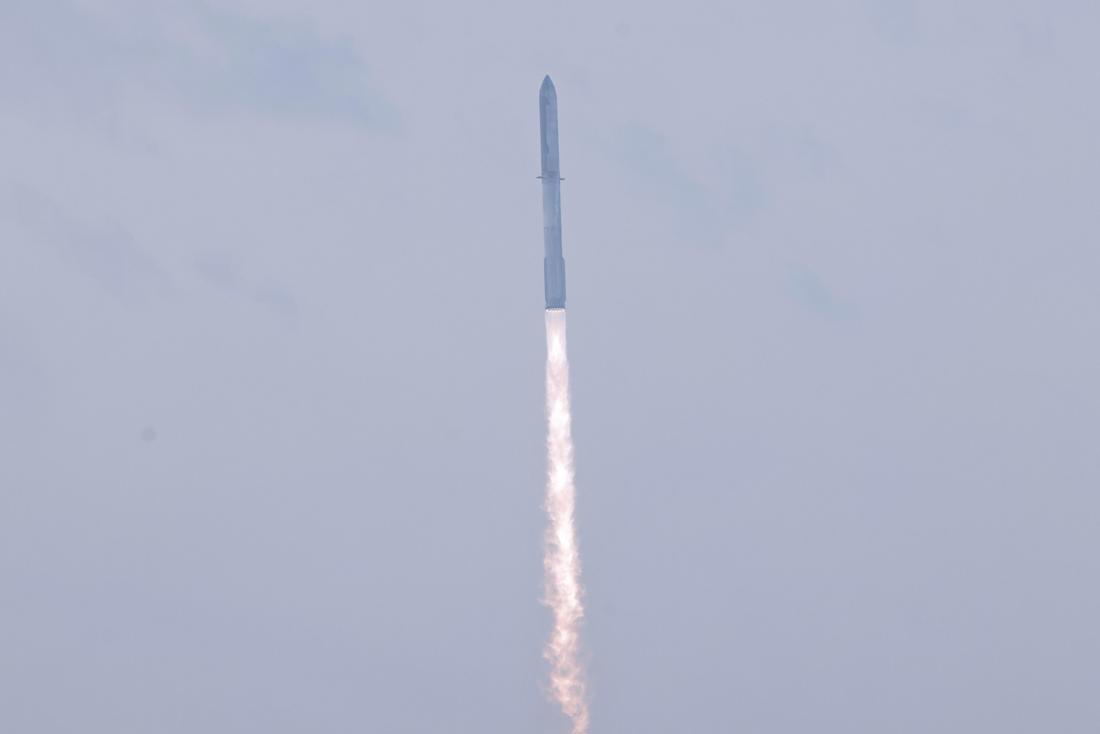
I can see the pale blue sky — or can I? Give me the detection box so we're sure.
[2,1,1099,731]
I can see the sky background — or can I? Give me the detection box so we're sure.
[2,1,1099,731]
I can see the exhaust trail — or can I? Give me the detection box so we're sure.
[543,307,588,734]
[538,76,588,732]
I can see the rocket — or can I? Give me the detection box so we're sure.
[540,76,566,310]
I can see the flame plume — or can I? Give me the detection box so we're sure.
[543,308,589,734]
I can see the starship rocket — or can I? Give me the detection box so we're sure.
[540,76,566,310]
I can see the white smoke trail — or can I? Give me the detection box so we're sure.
[543,308,589,734]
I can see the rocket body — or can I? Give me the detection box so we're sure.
[540,76,566,310]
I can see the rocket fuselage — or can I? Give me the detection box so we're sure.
[540,76,566,310]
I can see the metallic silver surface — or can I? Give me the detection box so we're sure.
[540,76,566,310]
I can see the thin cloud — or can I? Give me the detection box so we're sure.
[193,251,298,322]
[608,123,765,247]
[7,187,171,304]
[0,0,396,130]
[788,263,859,321]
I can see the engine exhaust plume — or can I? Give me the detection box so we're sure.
[543,308,589,734]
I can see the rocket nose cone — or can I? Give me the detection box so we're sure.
[540,75,556,99]
[539,75,559,174]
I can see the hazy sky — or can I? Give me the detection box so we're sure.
[2,1,1099,731]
